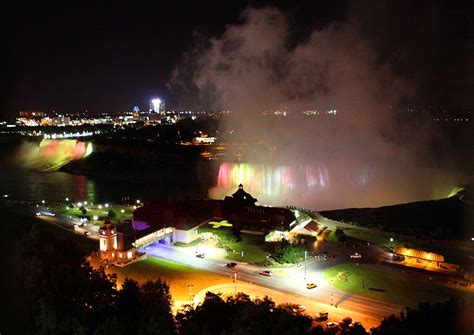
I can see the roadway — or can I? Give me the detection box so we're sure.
[146,242,402,324]
[33,207,100,239]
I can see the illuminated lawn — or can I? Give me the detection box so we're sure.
[225,235,269,263]
[342,228,396,249]
[323,263,473,307]
[199,227,269,264]
[109,257,229,301]
[56,206,134,222]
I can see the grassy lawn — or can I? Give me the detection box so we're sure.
[225,234,269,263]
[198,226,269,263]
[323,263,473,307]
[342,228,395,249]
[108,257,229,301]
[325,231,342,245]
[55,205,134,224]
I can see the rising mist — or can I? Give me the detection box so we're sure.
[170,6,471,210]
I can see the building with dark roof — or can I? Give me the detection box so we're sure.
[97,185,297,266]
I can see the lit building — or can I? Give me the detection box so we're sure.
[97,185,296,266]
[98,220,118,261]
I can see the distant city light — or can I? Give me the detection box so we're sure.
[3,194,8,198]
[151,98,161,113]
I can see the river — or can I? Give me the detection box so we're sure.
[0,136,468,210]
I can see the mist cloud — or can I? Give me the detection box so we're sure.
[170,6,468,209]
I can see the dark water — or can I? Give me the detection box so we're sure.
[0,137,209,204]
[1,135,471,210]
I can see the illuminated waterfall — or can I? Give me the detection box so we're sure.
[15,139,93,171]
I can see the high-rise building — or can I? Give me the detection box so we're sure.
[149,98,165,114]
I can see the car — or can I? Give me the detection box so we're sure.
[315,312,329,321]
[84,231,91,236]
[296,305,306,312]
[196,253,205,258]
[259,270,272,277]
[350,252,362,259]
[306,283,317,289]
[35,212,42,216]
[225,262,237,268]
[291,305,306,313]
[325,322,340,329]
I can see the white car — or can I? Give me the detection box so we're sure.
[326,322,340,329]
[350,253,362,259]
[259,270,272,277]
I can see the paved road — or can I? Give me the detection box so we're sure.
[146,243,402,322]
[33,207,100,239]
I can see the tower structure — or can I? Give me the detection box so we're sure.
[98,219,118,261]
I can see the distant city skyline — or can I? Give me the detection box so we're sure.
[2,1,473,115]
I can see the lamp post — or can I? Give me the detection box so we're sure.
[234,271,237,293]
[304,250,308,281]
[187,284,194,305]
[330,279,334,306]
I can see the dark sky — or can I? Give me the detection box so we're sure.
[1,0,472,116]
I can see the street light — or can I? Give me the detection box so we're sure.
[234,271,238,293]
[65,197,69,202]
[304,250,308,281]
[41,200,45,204]
[330,279,334,306]
[187,284,194,305]
[105,203,109,208]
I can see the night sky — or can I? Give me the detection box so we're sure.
[1,0,473,116]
